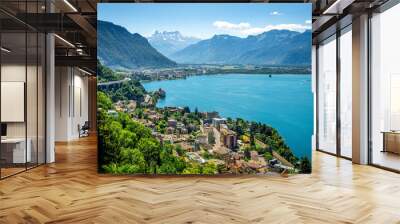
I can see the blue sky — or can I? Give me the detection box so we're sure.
[98,3,311,39]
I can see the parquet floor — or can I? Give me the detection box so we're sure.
[1,136,400,223]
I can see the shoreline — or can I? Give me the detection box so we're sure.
[139,72,312,84]
[98,62,312,174]
[142,74,312,160]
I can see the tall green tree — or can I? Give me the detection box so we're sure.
[299,157,311,174]
[97,91,112,110]
[137,138,161,173]
[202,162,218,175]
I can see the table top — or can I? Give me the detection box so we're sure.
[381,131,400,134]
[1,138,30,143]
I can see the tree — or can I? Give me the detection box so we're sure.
[201,150,213,160]
[299,157,311,174]
[156,120,167,134]
[158,145,187,174]
[175,144,185,156]
[102,163,144,174]
[243,147,251,160]
[183,106,190,114]
[97,60,124,82]
[202,162,218,175]
[263,152,273,161]
[182,163,202,174]
[249,122,257,146]
[135,108,144,119]
[250,132,255,146]
[101,121,124,163]
[137,138,161,173]
[208,132,215,144]
[235,125,244,136]
[120,148,146,173]
[97,91,112,110]
[163,110,169,121]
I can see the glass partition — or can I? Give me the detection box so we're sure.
[0,2,46,179]
[339,26,352,158]
[1,31,28,177]
[371,3,400,171]
[317,35,337,154]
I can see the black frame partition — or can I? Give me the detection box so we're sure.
[0,1,47,180]
[316,33,338,156]
[368,1,400,173]
[338,24,353,160]
[315,19,353,161]
[315,0,400,173]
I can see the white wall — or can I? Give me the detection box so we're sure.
[46,33,55,163]
[55,67,89,141]
[352,14,369,164]
[1,65,41,138]
[1,64,26,139]
[73,72,89,137]
[55,66,70,141]
[1,63,46,164]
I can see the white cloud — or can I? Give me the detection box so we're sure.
[212,21,250,30]
[213,20,311,37]
[243,24,311,35]
[270,11,282,16]
[305,20,312,24]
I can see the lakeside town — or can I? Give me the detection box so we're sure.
[110,64,311,82]
[97,62,311,175]
[106,92,299,175]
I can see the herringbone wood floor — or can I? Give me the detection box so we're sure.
[1,136,400,224]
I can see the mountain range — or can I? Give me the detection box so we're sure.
[98,20,311,69]
[97,20,176,69]
[170,30,311,65]
[148,31,200,57]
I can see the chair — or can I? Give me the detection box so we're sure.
[79,121,90,138]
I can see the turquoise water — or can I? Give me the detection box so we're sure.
[143,74,313,159]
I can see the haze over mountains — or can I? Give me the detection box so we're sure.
[148,31,200,57]
[98,20,311,69]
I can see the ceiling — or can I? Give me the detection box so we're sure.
[0,0,98,73]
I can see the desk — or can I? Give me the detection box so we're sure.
[1,138,31,163]
[382,131,400,154]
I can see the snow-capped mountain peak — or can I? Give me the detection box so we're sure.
[148,31,201,57]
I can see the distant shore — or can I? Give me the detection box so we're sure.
[139,72,311,84]
[131,65,310,82]
[98,64,310,83]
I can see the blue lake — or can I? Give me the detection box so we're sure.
[143,74,313,159]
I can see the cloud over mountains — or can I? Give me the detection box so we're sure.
[212,20,311,36]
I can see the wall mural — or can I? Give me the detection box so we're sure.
[97,3,313,175]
